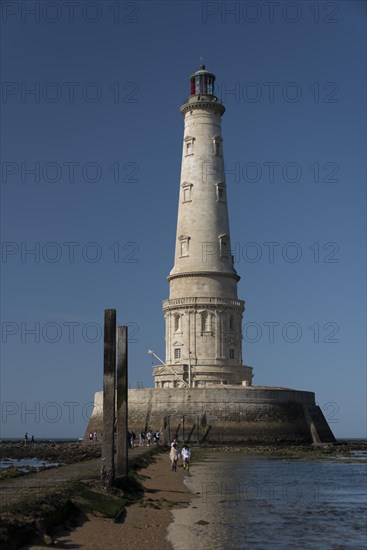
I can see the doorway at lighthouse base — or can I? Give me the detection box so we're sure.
[85,386,336,445]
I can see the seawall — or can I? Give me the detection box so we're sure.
[85,386,336,445]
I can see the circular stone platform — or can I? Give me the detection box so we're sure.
[85,386,335,445]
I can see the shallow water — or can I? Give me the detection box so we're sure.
[0,458,61,471]
[167,452,367,550]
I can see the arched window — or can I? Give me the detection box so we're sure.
[174,314,181,332]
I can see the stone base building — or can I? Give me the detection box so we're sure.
[86,386,336,445]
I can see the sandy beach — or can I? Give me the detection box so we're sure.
[22,451,194,550]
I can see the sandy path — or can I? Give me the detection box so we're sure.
[23,451,195,550]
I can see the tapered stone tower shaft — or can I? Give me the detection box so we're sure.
[154,66,253,388]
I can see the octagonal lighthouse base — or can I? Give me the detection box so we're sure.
[159,293,253,389]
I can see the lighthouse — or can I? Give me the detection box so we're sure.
[85,65,335,445]
[85,66,336,446]
[154,66,253,388]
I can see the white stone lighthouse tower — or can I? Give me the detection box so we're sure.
[153,66,253,388]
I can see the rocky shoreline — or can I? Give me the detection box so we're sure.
[0,443,190,550]
[204,440,367,455]
[1,439,365,460]
[0,441,101,465]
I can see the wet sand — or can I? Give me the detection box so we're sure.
[23,452,195,550]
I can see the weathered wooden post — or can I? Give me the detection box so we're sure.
[163,411,168,446]
[101,309,116,486]
[116,326,128,478]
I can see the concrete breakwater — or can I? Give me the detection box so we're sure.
[85,386,336,445]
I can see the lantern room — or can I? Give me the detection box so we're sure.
[190,65,216,96]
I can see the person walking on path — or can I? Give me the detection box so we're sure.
[181,444,191,471]
[169,443,179,472]
[147,430,153,446]
[24,433,28,446]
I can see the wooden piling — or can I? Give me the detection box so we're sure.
[116,325,128,478]
[101,309,116,486]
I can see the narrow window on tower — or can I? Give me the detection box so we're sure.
[219,234,229,258]
[229,349,235,360]
[213,136,223,156]
[178,235,190,257]
[216,183,225,202]
[174,348,181,360]
[201,312,206,333]
[206,313,213,332]
[184,136,195,156]
[229,315,234,330]
[201,311,214,333]
[182,182,193,203]
[183,188,190,202]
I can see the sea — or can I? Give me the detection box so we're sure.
[0,438,81,444]
[167,449,367,550]
[0,457,61,471]
[0,438,79,471]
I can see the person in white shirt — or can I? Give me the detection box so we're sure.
[181,444,191,470]
[169,443,179,472]
[146,430,153,446]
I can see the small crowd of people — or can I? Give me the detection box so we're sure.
[86,429,192,473]
[128,429,161,448]
[169,440,191,472]
[24,433,35,445]
[86,428,192,472]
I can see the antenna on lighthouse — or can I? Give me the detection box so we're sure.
[148,349,165,365]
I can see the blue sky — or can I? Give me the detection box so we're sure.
[1,0,366,439]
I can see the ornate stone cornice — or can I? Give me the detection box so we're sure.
[180,97,225,117]
[163,297,245,311]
